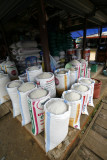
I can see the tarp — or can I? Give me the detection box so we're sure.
[71,27,107,39]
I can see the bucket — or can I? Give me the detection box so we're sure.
[93,79,102,99]
[83,48,90,62]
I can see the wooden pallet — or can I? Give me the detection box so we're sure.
[6,76,107,160]
[0,101,10,118]
[68,102,107,160]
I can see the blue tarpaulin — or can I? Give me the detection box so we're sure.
[71,27,107,39]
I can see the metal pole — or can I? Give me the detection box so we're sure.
[37,0,51,72]
[82,18,87,59]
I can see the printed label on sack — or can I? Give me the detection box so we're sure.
[28,100,35,134]
[37,77,56,97]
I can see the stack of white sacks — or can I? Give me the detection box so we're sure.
[1,57,95,153]
[9,41,41,73]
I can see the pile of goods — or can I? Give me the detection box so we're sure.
[10,41,42,74]
[0,55,101,153]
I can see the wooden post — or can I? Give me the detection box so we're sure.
[0,21,10,56]
[98,26,102,44]
[82,18,87,59]
[37,0,51,72]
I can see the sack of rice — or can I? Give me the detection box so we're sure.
[0,61,6,71]
[62,90,82,129]
[6,80,23,117]
[54,68,70,96]
[17,82,36,126]
[69,68,78,85]
[16,41,38,48]
[78,78,95,107]
[79,59,88,77]
[71,83,90,115]
[44,98,70,152]
[4,61,18,80]
[85,67,91,78]
[0,74,10,104]
[26,65,42,82]
[27,88,50,135]
[18,73,27,82]
[70,60,81,79]
[35,72,56,98]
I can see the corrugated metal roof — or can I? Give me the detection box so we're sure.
[0,0,37,23]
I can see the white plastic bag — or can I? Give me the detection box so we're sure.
[35,72,56,98]
[71,83,90,115]
[6,80,23,117]
[17,83,37,126]
[26,65,42,82]
[44,98,70,152]
[62,90,82,129]
[78,78,95,107]
[0,74,10,104]
[54,68,70,96]
[27,88,50,135]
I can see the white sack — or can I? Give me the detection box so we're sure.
[0,74,10,104]
[79,78,95,107]
[36,72,56,98]
[54,68,70,96]
[26,65,42,82]
[44,98,70,152]
[71,83,90,115]
[18,82,36,126]
[62,90,82,129]
[6,80,23,117]
[27,88,50,135]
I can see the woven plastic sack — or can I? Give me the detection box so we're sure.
[44,98,70,152]
[18,73,27,82]
[71,83,90,115]
[0,74,10,104]
[6,80,23,117]
[62,90,82,129]
[17,83,37,126]
[70,69,78,85]
[4,61,18,80]
[27,88,50,135]
[78,78,95,107]
[26,65,42,82]
[35,72,56,98]
[54,68,70,96]
[16,41,38,48]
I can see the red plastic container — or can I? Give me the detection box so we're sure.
[93,79,102,99]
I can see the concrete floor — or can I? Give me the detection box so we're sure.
[0,113,49,160]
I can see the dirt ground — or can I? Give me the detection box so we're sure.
[0,113,49,160]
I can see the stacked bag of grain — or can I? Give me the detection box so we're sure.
[54,69,70,96]
[26,65,42,82]
[0,73,10,104]
[44,98,70,152]
[6,80,23,117]
[35,72,56,98]
[17,82,36,126]
[10,41,41,74]
[27,88,50,135]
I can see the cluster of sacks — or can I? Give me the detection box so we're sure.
[0,62,95,153]
[0,60,18,80]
